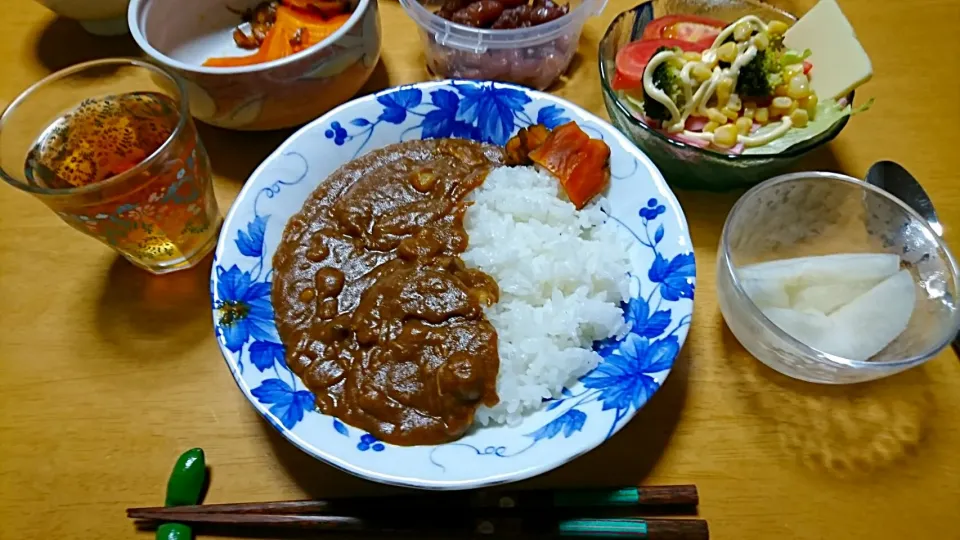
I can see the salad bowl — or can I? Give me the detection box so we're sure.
[599,0,857,191]
[210,80,695,489]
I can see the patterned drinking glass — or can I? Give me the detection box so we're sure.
[0,58,221,274]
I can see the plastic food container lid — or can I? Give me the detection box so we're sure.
[400,0,608,53]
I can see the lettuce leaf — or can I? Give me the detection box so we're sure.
[781,48,812,66]
[741,98,873,156]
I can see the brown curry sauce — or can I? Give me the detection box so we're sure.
[272,139,504,446]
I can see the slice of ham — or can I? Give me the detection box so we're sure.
[669,132,710,148]
[685,116,708,132]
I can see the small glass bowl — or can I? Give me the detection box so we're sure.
[400,0,606,90]
[598,0,853,191]
[717,172,960,384]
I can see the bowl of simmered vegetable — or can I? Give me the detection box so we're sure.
[129,0,381,130]
[599,0,873,190]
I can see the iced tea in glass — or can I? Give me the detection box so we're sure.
[0,58,220,274]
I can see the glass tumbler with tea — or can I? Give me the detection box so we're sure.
[0,58,220,274]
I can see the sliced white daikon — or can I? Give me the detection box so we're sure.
[762,307,835,352]
[825,270,916,361]
[791,279,882,314]
[760,270,916,361]
[738,253,901,288]
[741,278,791,308]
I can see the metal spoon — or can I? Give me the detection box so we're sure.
[865,160,958,354]
[866,161,943,237]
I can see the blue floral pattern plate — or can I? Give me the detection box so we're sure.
[211,80,695,490]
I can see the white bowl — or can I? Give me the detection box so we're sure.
[128,0,381,130]
[210,80,695,489]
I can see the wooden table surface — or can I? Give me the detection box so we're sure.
[1,0,958,538]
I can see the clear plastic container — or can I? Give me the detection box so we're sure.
[399,0,606,90]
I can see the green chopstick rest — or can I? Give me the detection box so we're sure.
[165,448,206,507]
[158,448,207,540]
[156,523,193,540]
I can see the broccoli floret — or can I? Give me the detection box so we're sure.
[643,47,686,122]
[735,48,784,98]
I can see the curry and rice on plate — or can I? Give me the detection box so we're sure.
[270,122,636,445]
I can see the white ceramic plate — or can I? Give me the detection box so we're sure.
[210,80,695,490]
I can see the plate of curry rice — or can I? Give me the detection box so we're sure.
[211,80,695,490]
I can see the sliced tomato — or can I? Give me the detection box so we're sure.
[612,39,702,91]
[641,15,726,47]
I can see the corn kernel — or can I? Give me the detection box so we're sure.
[751,32,770,51]
[721,107,739,121]
[717,42,738,63]
[716,90,730,107]
[767,20,789,36]
[733,21,753,42]
[706,107,728,125]
[786,73,811,100]
[774,84,788,97]
[683,51,702,62]
[772,96,793,109]
[727,94,742,112]
[802,93,819,119]
[754,107,770,124]
[700,51,719,69]
[735,117,753,135]
[713,124,739,148]
[691,63,713,82]
[703,121,720,133]
[716,76,734,105]
[743,101,757,119]
[789,108,809,128]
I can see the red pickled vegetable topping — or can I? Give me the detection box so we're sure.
[205,0,350,67]
[523,122,610,209]
[504,123,550,164]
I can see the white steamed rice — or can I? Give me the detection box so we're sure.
[462,166,633,427]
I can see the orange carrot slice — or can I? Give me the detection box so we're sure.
[282,0,349,18]
[203,6,351,67]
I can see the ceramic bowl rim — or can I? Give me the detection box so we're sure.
[128,0,371,75]
[720,170,960,371]
[210,79,694,489]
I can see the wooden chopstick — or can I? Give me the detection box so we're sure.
[130,512,709,539]
[127,485,698,517]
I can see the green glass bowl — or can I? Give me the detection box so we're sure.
[598,0,852,191]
